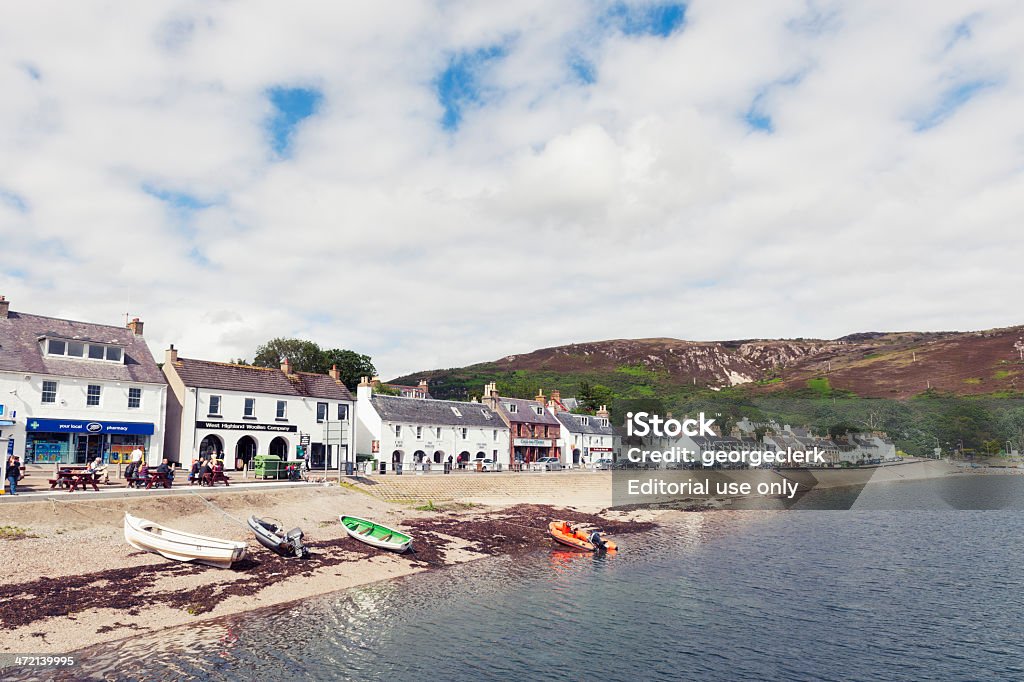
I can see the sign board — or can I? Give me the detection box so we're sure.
[6,439,13,456]
[196,421,298,433]
[300,433,311,446]
[513,438,551,447]
[372,440,380,453]
[590,447,613,452]
[27,418,155,435]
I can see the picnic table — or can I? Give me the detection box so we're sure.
[199,471,231,487]
[49,470,100,492]
[144,471,173,489]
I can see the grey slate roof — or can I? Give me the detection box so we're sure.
[172,358,353,400]
[371,395,504,428]
[0,311,164,384]
[555,412,614,436]
[493,397,561,425]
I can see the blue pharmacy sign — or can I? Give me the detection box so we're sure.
[25,418,154,436]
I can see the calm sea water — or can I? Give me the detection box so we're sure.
[29,477,1024,681]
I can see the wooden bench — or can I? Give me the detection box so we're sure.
[145,472,173,489]
[48,472,100,492]
[200,471,231,486]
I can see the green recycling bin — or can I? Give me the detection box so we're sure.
[253,454,284,479]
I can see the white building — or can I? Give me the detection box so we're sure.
[162,349,355,472]
[356,379,510,471]
[552,405,615,467]
[0,297,167,473]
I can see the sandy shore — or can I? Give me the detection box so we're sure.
[0,485,655,654]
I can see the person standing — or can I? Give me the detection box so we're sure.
[6,455,21,495]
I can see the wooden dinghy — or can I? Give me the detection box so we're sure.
[548,520,617,553]
[248,516,309,559]
[124,513,248,569]
[340,515,412,553]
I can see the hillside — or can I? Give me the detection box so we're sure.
[391,326,1024,401]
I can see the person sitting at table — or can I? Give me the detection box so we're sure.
[187,459,201,485]
[135,461,150,488]
[86,457,109,484]
[124,459,138,487]
[157,458,175,483]
[199,459,213,486]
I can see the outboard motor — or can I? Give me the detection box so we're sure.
[589,531,607,551]
[286,528,309,558]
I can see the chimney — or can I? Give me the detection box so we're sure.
[596,404,610,419]
[370,376,381,388]
[127,317,144,336]
[329,364,341,381]
[536,389,546,406]
[550,389,561,403]
[418,379,429,394]
[0,295,8,319]
[165,344,178,364]
[358,376,371,387]
[483,382,499,409]
[281,357,292,375]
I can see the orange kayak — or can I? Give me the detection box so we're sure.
[548,520,617,552]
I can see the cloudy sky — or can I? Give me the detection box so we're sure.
[1,1,1022,378]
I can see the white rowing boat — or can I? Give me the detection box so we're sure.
[124,513,247,569]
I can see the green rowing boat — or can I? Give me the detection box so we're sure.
[340,515,413,552]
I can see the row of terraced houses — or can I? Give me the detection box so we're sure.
[0,300,615,473]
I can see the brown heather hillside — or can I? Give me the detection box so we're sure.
[392,326,1024,400]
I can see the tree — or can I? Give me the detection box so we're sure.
[577,382,614,413]
[321,349,376,390]
[253,338,324,372]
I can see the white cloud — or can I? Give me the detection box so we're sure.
[1,0,1022,378]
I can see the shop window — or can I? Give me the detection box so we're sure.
[276,400,288,419]
[42,380,57,404]
[87,384,101,406]
[106,347,122,362]
[88,345,105,359]
[244,397,256,418]
[128,387,142,409]
[47,339,66,355]
[67,342,85,357]
[317,402,328,422]
[209,395,222,416]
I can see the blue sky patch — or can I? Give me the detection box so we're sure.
[606,2,686,38]
[568,52,597,84]
[436,45,506,131]
[143,184,212,212]
[266,86,323,155]
[914,79,996,131]
[0,188,29,212]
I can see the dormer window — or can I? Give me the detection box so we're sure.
[507,403,517,414]
[534,406,543,416]
[45,338,124,363]
[580,416,590,426]
[598,418,609,427]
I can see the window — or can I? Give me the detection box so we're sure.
[208,395,222,416]
[534,406,544,416]
[87,384,101,406]
[128,387,142,409]
[88,345,105,359]
[47,339,66,355]
[395,424,402,437]
[337,404,348,421]
[67,341,85,357]
[244,397,256,418]
[580,416,590,426]
[598,418,609,427]
[316,402,328,422]
[42,380,57,404]
[506,403,517,414]
[482,409,492,419]
[106,347,122,362]
[436,427,443,438]
[416,426,423,439]
[460,428,468,439]
[451,407,462,417]
[276,400,287,419]
[493,429,498,441]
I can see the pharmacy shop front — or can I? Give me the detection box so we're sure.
[23,418,156,465]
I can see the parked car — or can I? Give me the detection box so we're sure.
[593,458,614,470]
[474,458,496,471]
[532,457,562,471]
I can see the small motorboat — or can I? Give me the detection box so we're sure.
[548,520,617,553]
[124,513,247,569]
[340,515,412,553]
[247,516,309,559]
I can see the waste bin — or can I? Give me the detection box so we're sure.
[444,461,451,474]
[396,463,403,475]
[253,455,284,480]
[345,461,354,476]
[379,461,387,475]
